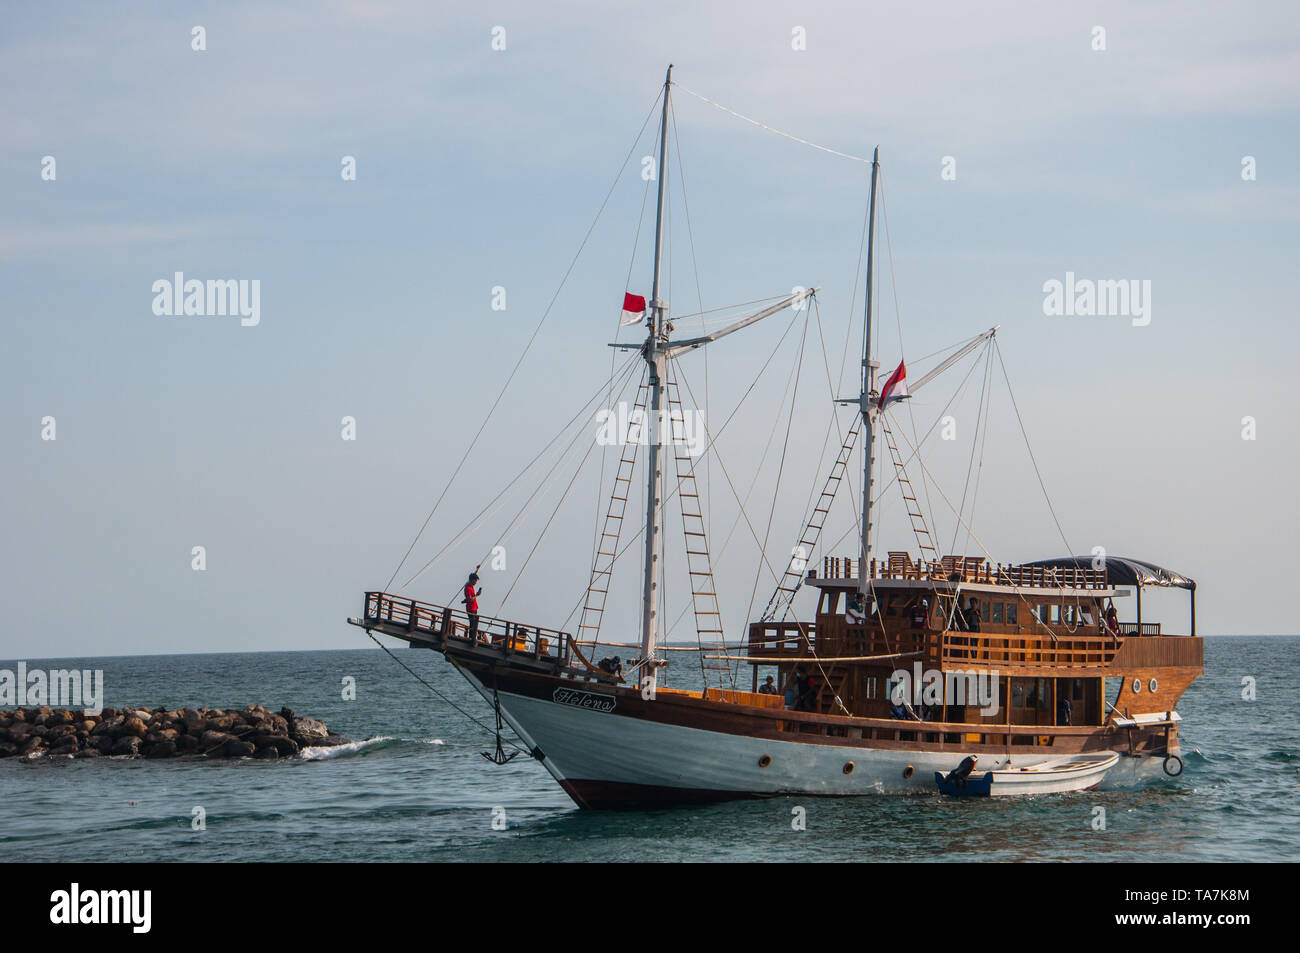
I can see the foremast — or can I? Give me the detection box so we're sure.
[639,64,674,694]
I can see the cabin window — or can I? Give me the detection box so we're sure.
[1036,604,1049,623]
[981,602,990,622]
[992,602,1004,624]
[1049,604,1061,624]
[1012,684,1024,707]
[1006,603,1018,624]
[1072,678,1085,701]
[1037,678,1051,709]
[865,676,878,700]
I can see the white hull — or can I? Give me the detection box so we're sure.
[459,669,1160,805]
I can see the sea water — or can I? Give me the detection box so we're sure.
[1,637,1295,862]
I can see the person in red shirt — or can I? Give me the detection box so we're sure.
[463,572,482,641]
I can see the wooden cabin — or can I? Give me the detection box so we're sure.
[747,553,1202,745]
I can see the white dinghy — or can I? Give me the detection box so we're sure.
[936,751,1120,797]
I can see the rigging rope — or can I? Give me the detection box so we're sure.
[383,89,665,591]
[365,631,528,754]
[674,83,872,165]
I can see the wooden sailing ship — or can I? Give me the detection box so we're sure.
[350,66,1203,808]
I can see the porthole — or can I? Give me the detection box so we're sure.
[1132,678,1142,694]
[1149,678,1158,693]
[902,764,914,779]
[758,754,771,768]
[843,762,855,775]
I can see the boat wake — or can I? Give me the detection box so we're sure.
[298,736,397,761]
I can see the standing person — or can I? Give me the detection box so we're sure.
[846,591,868,625]
[463,572,482,641]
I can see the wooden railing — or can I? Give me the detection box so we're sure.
[820,555,1110,590]
[941,632,1118,670]
[364,591,571,665]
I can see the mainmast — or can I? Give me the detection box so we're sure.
[857,147,880,598]
[639,64,673,693]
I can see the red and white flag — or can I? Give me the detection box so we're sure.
[620,292,647,327]
[878,360,909,411]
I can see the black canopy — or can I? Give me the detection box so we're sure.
[1020,556,1195,590]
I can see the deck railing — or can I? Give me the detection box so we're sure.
[364,591,571,665]
[820,555,1111,590]
[942,631,1118,669]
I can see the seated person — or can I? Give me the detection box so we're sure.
[758,675,779,695]
[889,700,908,719]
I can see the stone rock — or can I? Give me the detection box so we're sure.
[219,739,256,758]
[207,712,239,731]
[200,730,236,752]
[21,736,46,755]
[74,747,102,759]
[90,717,119,737]
[181,708,204,733]
[50,736,79,755]
[316,734,350,748]
[290,716,329,745]
[252,734,299,756]
[253,746,280,760]
[93,735,115,754]
[0,741,18,758]
[110,736,141,756]
[7,722,31,740]
[146,740,177,759]
[118,716,149,739]
[176,734,199,753]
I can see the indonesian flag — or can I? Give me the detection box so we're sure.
[620,292,647,327]
[878,360,909,411]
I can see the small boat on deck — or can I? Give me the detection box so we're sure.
[935,751,1120,797]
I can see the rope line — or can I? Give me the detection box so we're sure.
[383,89,664,591]
[674,83,872,165]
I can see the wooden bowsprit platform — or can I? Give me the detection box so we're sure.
[349,591,612,681]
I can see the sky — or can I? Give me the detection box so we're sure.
[2,0,1298,660]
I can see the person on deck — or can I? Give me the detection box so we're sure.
[795,668,818,712]
[1105,604,1120,637]
[758,675,780,695]
[1057,695,1072,725]
[846,591,868,625]
[964,597,981,633]
[463,572,482,641]
[910,597,929,630]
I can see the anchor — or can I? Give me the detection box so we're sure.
[481,685,520,765]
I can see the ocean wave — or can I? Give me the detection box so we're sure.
[297,736,395,761]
